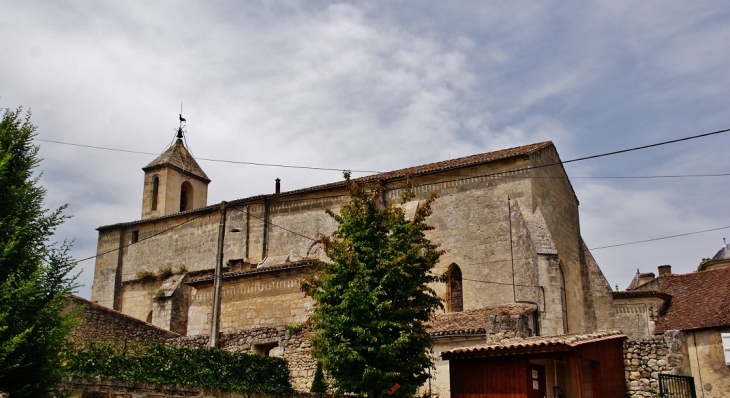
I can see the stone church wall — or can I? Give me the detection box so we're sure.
[412,159,536,312]
[92,144,610,343]
[530,147,591,334]
[187,268,315,335]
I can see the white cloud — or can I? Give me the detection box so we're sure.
[2,0,730,298]
[578,181,726,289]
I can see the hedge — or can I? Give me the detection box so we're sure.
[63,342,293,394]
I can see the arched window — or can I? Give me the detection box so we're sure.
[559,263,569,334]
[180,181,193,212]
[151,176,159,211]
[447,264,463,312]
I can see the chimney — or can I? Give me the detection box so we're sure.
[275,178,281,194]
[638,272,656,286]
[658,265,672,276]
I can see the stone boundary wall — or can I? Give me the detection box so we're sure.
[67,296,179,345]
[623,331,685,398]
[62,377,318,398]
[168,326,316,392]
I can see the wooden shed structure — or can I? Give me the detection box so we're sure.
[441,331,626,398]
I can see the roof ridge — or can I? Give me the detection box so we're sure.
[99,141,554,230]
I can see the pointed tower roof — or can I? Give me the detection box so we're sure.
[712,242,730,261]
[143,138,210,183]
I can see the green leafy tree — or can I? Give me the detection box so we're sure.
[697,257,711,272]
[0,108,78,397]
[302,172,444,398]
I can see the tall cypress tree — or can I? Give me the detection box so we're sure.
[0,108,78,397]
[302,172,444,398]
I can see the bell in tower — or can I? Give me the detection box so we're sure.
[140,120,210,219]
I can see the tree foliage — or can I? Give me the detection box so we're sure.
[0,108,78,397]
[697,257,712,272]
[302,172,444,397]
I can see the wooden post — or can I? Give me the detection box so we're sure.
[569,354,583,398]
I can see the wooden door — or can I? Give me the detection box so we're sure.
[527,364,547,398]
[591,361,603,398]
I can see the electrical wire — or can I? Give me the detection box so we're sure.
[36,126,730,177]
[34,138,381,173]
[74,209,217,263]
[76,194,730,293]
[428,224,730,269]
[424,225,730,287]
[70,126,730,264]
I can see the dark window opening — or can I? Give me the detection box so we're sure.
[131,230,139,243]
[180,181,193,212]
[151,176,159,211]
[253,342,279,356]
[527,310,540,336]
[448,264,463,312]
[559,264,568,334]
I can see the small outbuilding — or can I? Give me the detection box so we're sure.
[441,331,626,398]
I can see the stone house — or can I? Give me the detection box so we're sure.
[613,244,730,398]
[89,131,616,394]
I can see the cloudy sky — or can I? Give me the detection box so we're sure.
[2,1,729,299]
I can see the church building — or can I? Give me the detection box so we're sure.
[89,125,617,395]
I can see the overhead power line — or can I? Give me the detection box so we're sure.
[37,126,730,176]
[35,138,381,174]
[561,127,730,164]
[75,209,217,263]
[70,126,730,263]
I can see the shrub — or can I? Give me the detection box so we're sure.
[153,290,165,302]
[286,322,303,334]
[158,266,173,280]
[136,271,156,282]
[63,342,293,394]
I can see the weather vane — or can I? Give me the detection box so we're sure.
[177,102,186,139]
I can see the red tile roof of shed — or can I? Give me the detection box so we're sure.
[654,267,730,333]
[440,330,625,359]
[186,259,315,285]
[427,305,537,336]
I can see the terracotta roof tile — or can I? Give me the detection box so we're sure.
[186,259,315,285]
[612,291,672,300]
[427,305,536,336]
[440,330,625,359]
[99,141,553,230]
[654,267,730,333]
[278,141,553,196]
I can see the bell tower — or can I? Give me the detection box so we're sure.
[141,118,210,219]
